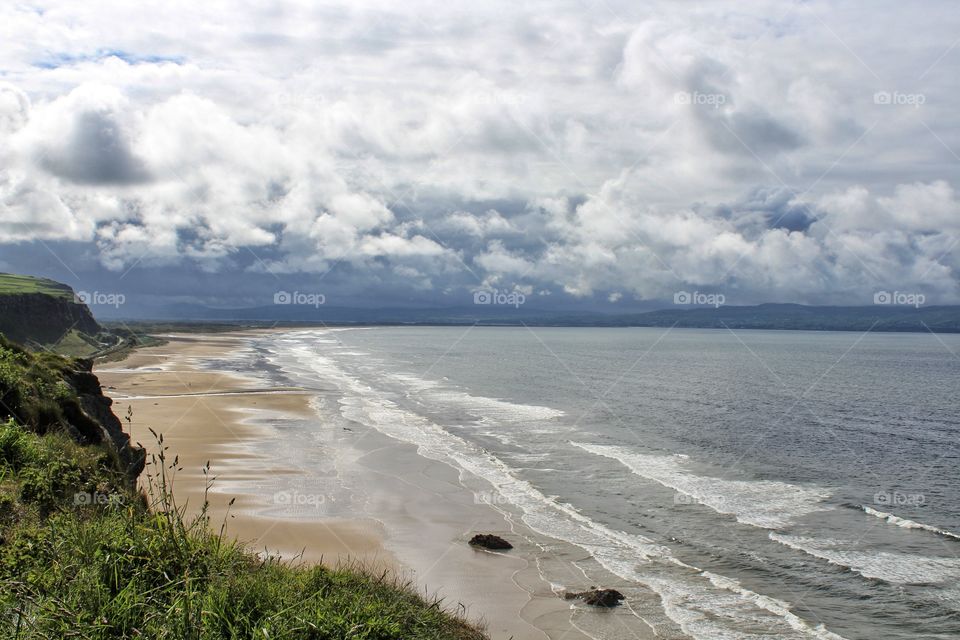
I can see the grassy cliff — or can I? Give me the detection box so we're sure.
[0,337,486,639]
[0,273,106,355]
[0,274,165,359]
[0,274,77,299]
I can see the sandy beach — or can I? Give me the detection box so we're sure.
[96,332,604,640]
[97,332,389,567]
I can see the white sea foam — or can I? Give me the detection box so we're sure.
[504,452,551,463]
[572,442,831,529]
[342,353,564,421]
[703,572,847,640]
[427,389,565,421]
[770,533,960,584]
[861,506,960,541]
[268,331,848,640]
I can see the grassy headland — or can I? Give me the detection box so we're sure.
[0,336,486,639]
[0,273,167,359]
[0,274,74,299]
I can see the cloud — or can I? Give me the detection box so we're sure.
[0,83,30,134]
[24,85,151,185]
[0,0,957,307]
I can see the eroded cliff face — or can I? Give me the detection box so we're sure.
[0,275,141,484]
[0,293,102,346]
[63,359,146,483]
[0,339,145,486]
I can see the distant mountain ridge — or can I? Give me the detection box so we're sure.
[114,300,960,333]
[613,303,960,333]
[4,273,957,334]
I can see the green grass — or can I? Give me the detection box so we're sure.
[0,424,484,639]
[0,274,74,300]
[0,341,486,640]
[0,335,98,436]
[94,330,167,364]
[49,328,102,358]
[0,419,126,515]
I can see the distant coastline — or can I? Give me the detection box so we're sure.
[4,273,957,338]
[100,302,960,334]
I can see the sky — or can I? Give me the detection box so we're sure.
[0,0,958,315]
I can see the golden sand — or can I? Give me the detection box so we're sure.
[97,332,392,568]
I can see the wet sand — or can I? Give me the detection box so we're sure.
[96,332,608,640]
[98,332,391,566]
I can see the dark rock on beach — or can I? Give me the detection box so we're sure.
[564,588,625,607]
[468,534,513,550]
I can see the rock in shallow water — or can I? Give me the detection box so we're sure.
[564,588,625,607]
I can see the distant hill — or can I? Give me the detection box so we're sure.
[613,303,960,333]
[0,273,112,355]
[115,300,960,333]
[6,273,955,335]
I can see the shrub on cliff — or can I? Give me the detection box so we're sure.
[0,336,74,433]
[0,335,145,481]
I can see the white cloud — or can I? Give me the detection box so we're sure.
[0,82,30,134]
[0,0,957,305]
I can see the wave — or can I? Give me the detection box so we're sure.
[269,331,848,640]
[386,372,442,392]
[321,347,565,422]
[386,371,564,422]
[572,442,831,529]
[770,533,960,584]
[426,389,565,422]
[703,572,846,640]
[860,506,960,541]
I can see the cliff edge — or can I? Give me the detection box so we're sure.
[0,273,105,352]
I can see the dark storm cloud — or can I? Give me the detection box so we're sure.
[39,110,150,186]
[715,187,817,234]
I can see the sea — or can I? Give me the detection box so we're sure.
[219,326,960,639]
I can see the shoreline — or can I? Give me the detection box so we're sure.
[96,331,602,640]
[98,332,392,568]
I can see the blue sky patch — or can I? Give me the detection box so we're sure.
[33,49,184,69]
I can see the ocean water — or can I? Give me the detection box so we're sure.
[241,326,959,639]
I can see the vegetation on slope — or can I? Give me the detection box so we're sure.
[0,335,88,434]
[0,338,485,639]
